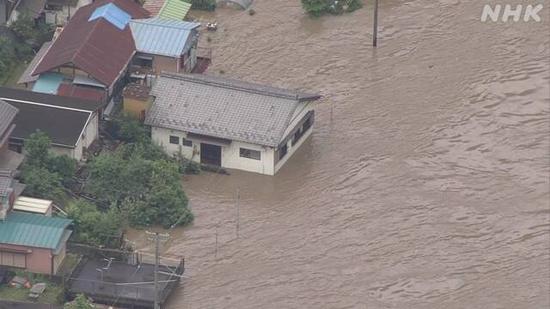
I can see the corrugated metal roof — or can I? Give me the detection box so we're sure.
[130,18,200,57]
[158,0,191,21]
[89,3,131,30]
[32,73,64,94]
[143,0,166,15]
[145,73,321,147]
[13,196,53,215]
[33,0,150,88]
[0,211,72,249]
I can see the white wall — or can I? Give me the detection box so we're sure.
[48,112,98,161]
[151,127,277,175]
[274,101,315,173]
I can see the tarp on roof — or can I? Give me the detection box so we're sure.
[130,18,199,57]
[89,3,131,30]
[158,0,192,20]
[33,0,150,87]
[0,211,72,249]
[32,73,64,94]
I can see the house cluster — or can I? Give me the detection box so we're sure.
[2,0,321,175]
[1,100,72,276]
[0,0,320,304]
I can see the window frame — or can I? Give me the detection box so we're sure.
[239,148,261,160]
[169,135,180,145]
[182,138,193,147]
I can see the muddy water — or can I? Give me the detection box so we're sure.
[128,0,550,308]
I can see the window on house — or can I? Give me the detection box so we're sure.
[303,115,313,132]
[278,144,288,160]
[135,56,153,69]
[240,148,261,160]
[292,127,303,146]
[169,136,179,144]
[182,138,193,147]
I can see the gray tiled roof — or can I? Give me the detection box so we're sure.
[145,73,320,147]
[0,169,14,197]
[0,100,18,137]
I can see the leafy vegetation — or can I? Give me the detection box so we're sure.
[20,131,77,201]
[87,144,193,228]
[64,294,94,309]
[10,12,54,45]
[66,200,122,248]
[301,0,362,16]
[190,0,216,11]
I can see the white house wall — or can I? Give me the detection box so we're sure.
[151,127,277,175]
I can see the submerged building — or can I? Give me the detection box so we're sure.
[145,73,321,175]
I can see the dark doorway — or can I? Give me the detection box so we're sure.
[200,143,222,166]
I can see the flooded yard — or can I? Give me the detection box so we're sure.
[128,0,549,308]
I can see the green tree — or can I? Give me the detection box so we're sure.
[302,0,362,16]
[49,154,77,184]
[21,166,63,200]
[24,131,51,167]
[9,12,36,41]
[301,0,329,16]
[87,148,193,228]
[64,294,94,309]
[66,200,121,247]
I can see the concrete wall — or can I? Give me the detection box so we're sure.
[49,112,98,161]
[151,127,277,175]
[274,101,315,173]
[0,244,54,275]
[45,0,93,25]
[123,97,151,119]
[153,55,179,74]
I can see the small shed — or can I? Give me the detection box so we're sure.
[12,196,53,216]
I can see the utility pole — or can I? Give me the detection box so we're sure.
[146,231,169,309]
[236,188,240,239]
[373,0,379,47]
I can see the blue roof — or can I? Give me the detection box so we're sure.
[129,18,200,58]
[0,211,72,249]
[32,73,64,95]
[89,3,131,30]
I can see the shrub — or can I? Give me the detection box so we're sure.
[302,0,362,16]
[191,0,216,11]
[21,166,64,200]
[66,200,122,248]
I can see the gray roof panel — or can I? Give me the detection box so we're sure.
[145,73,320,147]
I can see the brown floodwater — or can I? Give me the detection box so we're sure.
[127,0,550,308]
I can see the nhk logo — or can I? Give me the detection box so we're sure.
[481,3,544,22]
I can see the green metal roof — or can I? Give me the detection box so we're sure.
[158,0,192,21]
[0,212,72,250]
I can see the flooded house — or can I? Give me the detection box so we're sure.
[129,18,201,75]
[145,73,321,175]
[28,0,150,101]
[0,87,102,161]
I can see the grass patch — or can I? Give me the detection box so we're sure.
[57,253,81,276]
[1,60,28,87]
[0,282,63,304]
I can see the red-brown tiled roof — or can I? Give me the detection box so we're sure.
[143,0,165,15]
[33,0,150,88]
[57,84,107,103]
